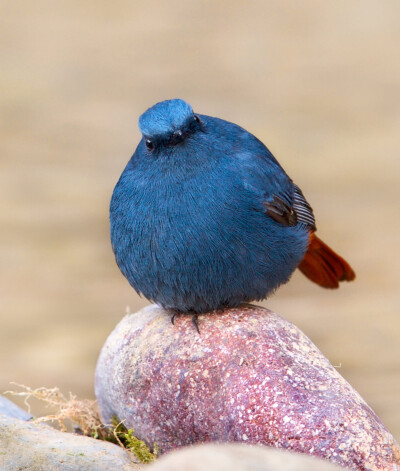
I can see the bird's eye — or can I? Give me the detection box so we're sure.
[145,139,154,151]
[194,114,201,124]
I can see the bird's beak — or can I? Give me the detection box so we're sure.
[170,130,185,145]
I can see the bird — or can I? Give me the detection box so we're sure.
[110,98,355,318]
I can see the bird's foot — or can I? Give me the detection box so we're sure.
[191,313,200,334]
[170,310,179,325]
[169,310,200,334]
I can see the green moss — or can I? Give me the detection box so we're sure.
[109,416,158,464]
[123,428,158,463]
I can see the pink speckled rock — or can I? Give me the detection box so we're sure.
[95,305,400,471]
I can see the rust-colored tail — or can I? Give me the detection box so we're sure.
[298,233,355,288]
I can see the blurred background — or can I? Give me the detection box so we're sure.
[1,0,399,440]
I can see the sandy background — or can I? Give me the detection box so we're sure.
[1,0,399,440]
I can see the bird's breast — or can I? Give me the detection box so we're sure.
[110,164,310,311]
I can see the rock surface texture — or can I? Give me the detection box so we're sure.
[96,305,400,471]
[0,414,141,471]
[149,443,344,471]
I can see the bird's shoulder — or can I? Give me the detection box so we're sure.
[201,115,316,230]
[202,116,291,194]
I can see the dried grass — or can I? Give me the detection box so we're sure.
[5,383,105,438]
[5,383,157,462]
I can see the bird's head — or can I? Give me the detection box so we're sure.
[138,99,202,152]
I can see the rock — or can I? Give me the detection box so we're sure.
[0,395,32,420]
[95,305,400,471]
[0,415,141,471]
[149,443,344,470]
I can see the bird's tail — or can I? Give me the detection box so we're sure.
[298,233,355,288]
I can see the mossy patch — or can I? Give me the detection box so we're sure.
[109,415,158,463]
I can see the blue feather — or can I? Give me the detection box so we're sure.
[138,98,193,138]
[110,99,310,312]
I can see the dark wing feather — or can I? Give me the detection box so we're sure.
[264,195,297,226]
[264,183,316,231]
[292,184,316,231]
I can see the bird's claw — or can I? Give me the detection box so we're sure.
[191,313,200,334]
[170,310,200,334]
[171,311,178,325]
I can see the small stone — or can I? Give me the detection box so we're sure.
[0,395,31,421]
[0,415,141,471]
[148,443,343,471]
[95,305,400,471]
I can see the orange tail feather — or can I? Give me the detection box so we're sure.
[298,233,355,289]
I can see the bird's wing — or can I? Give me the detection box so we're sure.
[264,184,316,231]
[223,129,316,231]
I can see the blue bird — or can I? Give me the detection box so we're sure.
[110,99,355,317]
